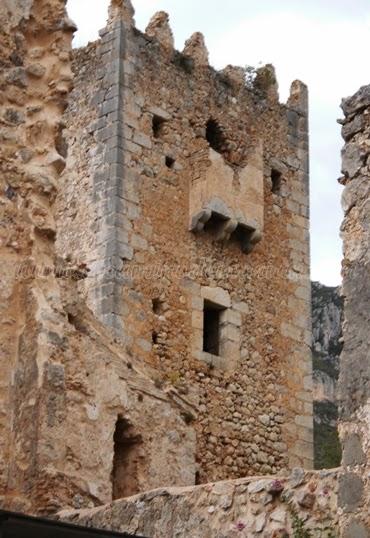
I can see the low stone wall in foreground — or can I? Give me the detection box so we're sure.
[59,470,339,538]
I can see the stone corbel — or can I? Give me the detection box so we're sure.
[241,228,263,254]
[190,209,212,232]
[214,218,238,242]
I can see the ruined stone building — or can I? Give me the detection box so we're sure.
[3,1,369,537]
[62,62,370,538]
[0,0,313,515]
[58,0,314,490]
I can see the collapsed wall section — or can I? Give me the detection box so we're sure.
[57,0,313,482]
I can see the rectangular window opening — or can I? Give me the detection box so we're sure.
[271,169,282,193]
[203,300,224,356]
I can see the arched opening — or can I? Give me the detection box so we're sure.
[111,416,142,500]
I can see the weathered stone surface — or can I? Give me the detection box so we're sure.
[339,88,370,535]
[341,113,365,141]
[60,472,339,537]
[183,32,209,65]
[341,142,366,179]
[342,434,366,466]
[289,467,305,488]
[343,519,370,538]
[146,11,174,52]
[341,84,370,116]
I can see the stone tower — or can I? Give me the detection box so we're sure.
[57,0,313,485]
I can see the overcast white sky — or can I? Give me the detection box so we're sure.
[67,0,370,286]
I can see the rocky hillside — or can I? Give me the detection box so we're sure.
[312,281,343,469]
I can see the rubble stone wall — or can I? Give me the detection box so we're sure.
[60,470,339,538]
[56,0,313,483]
[337,86,370,537]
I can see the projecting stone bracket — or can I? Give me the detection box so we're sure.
[240,226,263,254]
[190,199,263,254]
[190,208,212,233]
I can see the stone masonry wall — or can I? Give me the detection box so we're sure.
[56,0,313,483]
[61,470,339,538]
[60,82,370,538]
[337,86,370,537]
[0,0,195,515]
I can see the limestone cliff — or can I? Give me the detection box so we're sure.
[312,281,343,469]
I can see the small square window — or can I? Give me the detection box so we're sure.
[203,300,225,356]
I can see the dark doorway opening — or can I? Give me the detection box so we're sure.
[111,417,142,501]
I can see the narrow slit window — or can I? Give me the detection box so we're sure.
[271,169,282,193]
[203,301,224,356]
[152,298,163,315]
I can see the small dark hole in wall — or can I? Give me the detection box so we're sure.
[55,131,68,158]
[152,331,158,344]
[152,298,163,315]
[206,119,227,156]
[195,471,201,485]
[271,169,282,193]
[152,115,166,138]
[67,312,87,333]
[5,185,17,200]
[181,410,195,424]
[137,393,143,402]
[165,156,175,169]
[173,51,194,74]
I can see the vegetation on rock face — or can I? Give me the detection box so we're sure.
[312,352,338,381]
[311,282,343,469]
[314,401,342,469]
